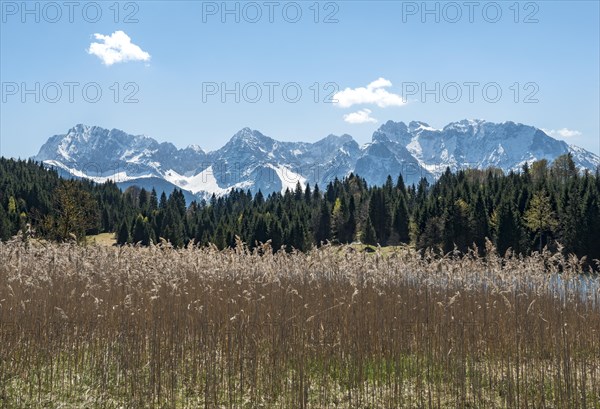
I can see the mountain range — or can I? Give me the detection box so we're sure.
[33,120,600,201]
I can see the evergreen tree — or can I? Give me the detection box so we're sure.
[117,220,130,245]
[251,216,268,246]
[149,188,158,211]
[442,199,470,253]
[470,194,490,254]
[132,215,153,245]
[393,195,410,244]
[314,202,332,246]
[558,184,580,254]
[368,188,391,244]
[294,182,304,201]
[159,192,168,209]
[213,224,227,250]
[268,218,284,252]
[0,204,12,240]
[418,216,443,253]
[396,174,407,197]
[362,216,377,245]
[255,190,264,206]
[346,196,357,243]
[494,202,525,256]
[304,184,312,204]
[579,188,600,261]
[138,188,148,211]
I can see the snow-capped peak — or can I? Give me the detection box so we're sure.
[32,121,600,202]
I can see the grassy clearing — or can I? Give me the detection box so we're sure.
[86,232,116,246]
[0,239,599,408]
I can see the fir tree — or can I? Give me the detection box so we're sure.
[149,188,158,211]
[470,194,490,254]
[315,202,332,246]
[362,216,377,245]
[117,220,130,245]
[393,195,410,244]
[494,202,525,256]
[159,192,168,209]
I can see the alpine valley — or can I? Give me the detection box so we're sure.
[33,119,600,201]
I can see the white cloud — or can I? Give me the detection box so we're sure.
[542,128,582,139]
[333,78,405,108]
[87,31,151,66]
[343,109,377,124]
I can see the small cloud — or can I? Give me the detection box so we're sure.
[334,78,405,108]
[542,128,582,139]
[88,31,151,66]
[343,109,377,124]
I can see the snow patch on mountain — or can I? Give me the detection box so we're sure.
[164,167,254,197]
[45,160,155,183]
[268,164,307,193]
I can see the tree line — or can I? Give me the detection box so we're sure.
[1,156,599,263]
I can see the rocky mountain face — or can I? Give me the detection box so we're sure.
[33,120,600,201]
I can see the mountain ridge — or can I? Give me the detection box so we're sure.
[33,120,600,200]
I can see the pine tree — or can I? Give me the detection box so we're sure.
[393,195,410,244]
[132,215,153,245]
[251,216,268,247]
[304,184,312,204]
[494,202,525,256]
[442,199,470,253]
[161,207,185,247]
[312,184,321,202]
[470,194,490,254]
[138,188,148,211]
[213,224,227,250]
[268,218,284,252]
[368,188,391,244]
[255,190,264,206]
[159,192,168,209]
[288,219,310,252]
[579,188,600,261]
[149,188,158,211]
[117,220,130,245]
[396,174,407,197]
[418,216,443,253]
[346,196,357,243]
[294,182,304,201]
[0,204,12,240]
[362,216,377,245]
[314,202,332,246]
[558,184,580,254]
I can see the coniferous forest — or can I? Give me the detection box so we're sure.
[1,155,599,263]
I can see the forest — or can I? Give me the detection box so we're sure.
[1,155,599,263]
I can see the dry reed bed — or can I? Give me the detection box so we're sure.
[0,239,599,408]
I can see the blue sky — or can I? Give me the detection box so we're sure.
[1,1,599,158]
